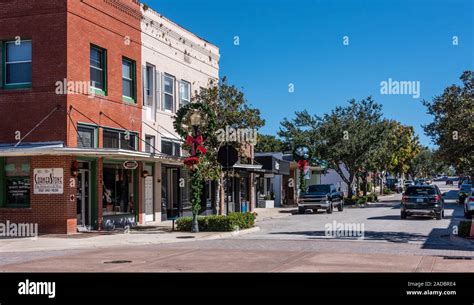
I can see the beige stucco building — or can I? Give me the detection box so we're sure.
[140,5,220,223]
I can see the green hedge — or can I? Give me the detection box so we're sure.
[176,212,256,232]
[344,193,378,205]
[458,220,472,238]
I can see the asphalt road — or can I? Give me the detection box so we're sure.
[239,183,464,245]
[0,182,473,272]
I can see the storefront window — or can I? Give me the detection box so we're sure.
[4,157,30,207]
[102,164,135,215]
[257,176,274,200]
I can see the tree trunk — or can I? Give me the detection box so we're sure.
[346,180,353,198]
[191,213,199,233]
[212,179,221,215]
[333,164,354,198]
[219,173,225,215]
[356,175,360,195]
[379,172,384,195]
[362,173,368,196]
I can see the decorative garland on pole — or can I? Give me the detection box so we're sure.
[174,102,217,233]
[293,144,312,194]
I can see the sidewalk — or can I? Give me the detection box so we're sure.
[0,225,259,253]
[254,207,295,221]
[0,208,294,253]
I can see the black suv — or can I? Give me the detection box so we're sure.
[298,184,343,214]
[401,185,444,220]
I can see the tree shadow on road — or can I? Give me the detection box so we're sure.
[269,230,428,243]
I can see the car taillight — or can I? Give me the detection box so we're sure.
[469,197,474,202]
[402,195,408,202]
[434,195,441,202]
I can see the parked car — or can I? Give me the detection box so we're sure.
[446,178,454,185]
[386,178,403,193]
[404,180,414,188]
[415,178,424,185]
[463,188,474,219]
[298,184,343,214]
[458,184,473,204]
[401,185,444,220]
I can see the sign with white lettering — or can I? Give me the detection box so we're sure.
[33,168,64,194]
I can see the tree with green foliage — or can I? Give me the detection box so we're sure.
[185,77,265,214]
[279,97,386,197]
[367,120,421,194]
[407,147,452,179]
[254,134,286,152]
[423,71,474,180]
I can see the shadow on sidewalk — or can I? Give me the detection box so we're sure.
[269,230,427,243]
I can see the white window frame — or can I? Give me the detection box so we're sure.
[161,138,181,157]
[162,74,175,112]
[145,135,156,153]
[5,40,32,86]
[179,80,191,107]
[144,64,155,107]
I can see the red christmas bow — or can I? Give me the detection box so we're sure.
[186,134,207,156]
[184,156,200,169]
[297,160,307,170]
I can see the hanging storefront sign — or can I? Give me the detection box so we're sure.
[123,161,138,170]
[33,168,64,194]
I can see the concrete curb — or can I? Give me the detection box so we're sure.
[204,226,260,240]
[256,213,293,222]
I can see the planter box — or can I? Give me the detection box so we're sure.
[258,199,274,208]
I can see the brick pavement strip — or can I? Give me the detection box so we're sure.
[1,244,474,272]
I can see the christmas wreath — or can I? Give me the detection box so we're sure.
[173,102,217,141]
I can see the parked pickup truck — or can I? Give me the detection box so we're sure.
[298,184,344,214]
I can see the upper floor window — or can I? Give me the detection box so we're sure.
[4,40,32,88]
[145,135,155,153]
[161,139,180,157]
[162,74,175,112]
[122,57,136,102]
[90,45,106,93]
[77,125,97,148]
[179,80,190,107]
[144,64,155,107]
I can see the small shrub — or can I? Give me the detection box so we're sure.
[458,220,472,238]
[356,196,368,205]
[344,196,357,205]
[176,212,255,232]
[383,188,393,195]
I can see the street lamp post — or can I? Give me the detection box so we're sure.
[189,112,203,233]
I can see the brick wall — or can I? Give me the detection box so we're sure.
[66,0,142,149]
[0,155,76,234]
[0,0,68,144]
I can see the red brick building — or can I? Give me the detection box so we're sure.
[0,0,144,234]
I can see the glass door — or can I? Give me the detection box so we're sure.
[77,169,91,229]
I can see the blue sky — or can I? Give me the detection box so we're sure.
[147,0,473,147]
